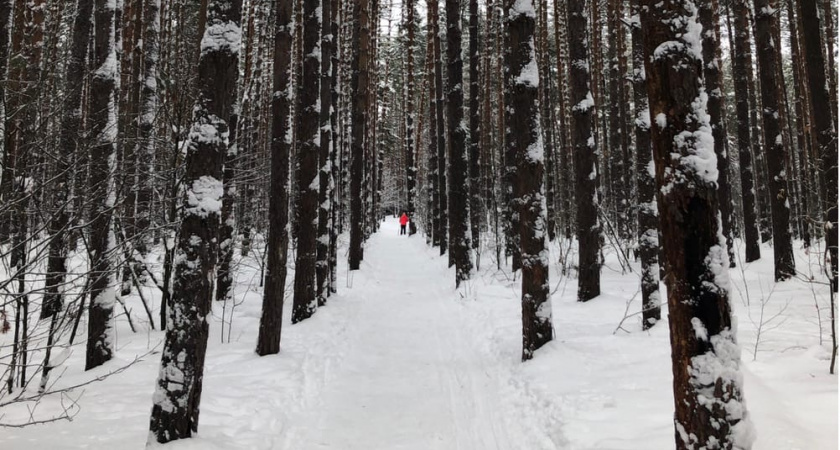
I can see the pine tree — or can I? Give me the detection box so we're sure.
[753,0,796,281]
[148,0,242,442]
[726,0,761,263]
[446,0,473,285]
[567,0,600,302]
[292,0,322,323]
[640,0,753,445]
[630,0,660,329]
[349,0,371,269]
[258,0,294,356]
[506,0,553,360]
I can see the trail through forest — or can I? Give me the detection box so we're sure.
[284,218,534,450]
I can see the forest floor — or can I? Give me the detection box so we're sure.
[1,217,837,449]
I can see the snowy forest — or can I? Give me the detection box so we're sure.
[0,0,837,447]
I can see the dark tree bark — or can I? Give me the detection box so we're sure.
[349,0,370,270]
[699,0,734,268]
[405,0,418,236]
[799,0,838,290]
[257,0,293,355]
[85,0,118,372]
[427,7,440,248]
[43,0,95,320]
[446,0,473,285]
[754,0,796,281]
[468,0,481,247]
[727,0,761,263]
[317,0,335,306]
[640,0,753,446]
[148,0,241,442]
[536,0,556,242]
[292,0,322,323]
[506,0,553,361]
[630,0,661,329]
[567,0,600,302]
[431,0,447,256]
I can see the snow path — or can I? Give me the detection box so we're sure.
[284,219,537,450]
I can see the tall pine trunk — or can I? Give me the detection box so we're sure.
[568,0,600,302]
[640,0,753,446]
[506,0,553,360]
[446,0,473,285]
[754,0,796,281]
[148,0,241,442]
[257,0,293,355]
[349,0,370,269]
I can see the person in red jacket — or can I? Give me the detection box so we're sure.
[399,212,409,235]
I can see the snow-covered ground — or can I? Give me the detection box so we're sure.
[1,217,837,449]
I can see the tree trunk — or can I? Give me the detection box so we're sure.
[43,0,95,320]
[727,0,761,263]
[754,0,796,281]
[405,0,418,235]
[468,0,481,247]
[630,0,660,329]
[148,0,241,442]
[799,0,838,290]
[85,0,118,372]
[431,0,447,256]
[568,0,600,302]
[446,0,473,285]
[349,0,370,270]
[292,0,322,323]
[699,0,734,268]
[640,0,754,446]
[258,0,293,355]
[506,0,553,361]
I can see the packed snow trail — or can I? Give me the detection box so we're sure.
[282,218,551,450]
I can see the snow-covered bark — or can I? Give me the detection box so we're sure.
[431,0,447,256]
[85,0,119,372]
[257,0,293,355]
[506,0,553,361]
[468,0,481,247]
[148,0,241,443]
[630,0,660,330]
[639,0,754,446]
[446,0,474,286]
[753,0,795,281]
[135,0,161,257]
[699,0,735,268]
[292,0,323,323]
[316,0,335,306]
[567,0,600,302]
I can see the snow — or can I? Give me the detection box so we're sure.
[200,21,242,57]
[185,176,224,217]
[0,219,836,449]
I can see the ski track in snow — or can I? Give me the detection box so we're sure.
[1,217,836,449]
[283,219,555,450]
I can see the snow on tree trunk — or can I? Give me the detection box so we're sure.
[630,0,660,329]
[639,0,755,446]
[86,0,119,372]
[316,0,335,306]
[446,0,474,286]
[257,0,293,356]
[431,0,448,256]
[468,0,481,248]
[292,0,322,323]
[148,0,241,443]
[567,0,600,302]
[506,0,553,361]
[753,0,795,281]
